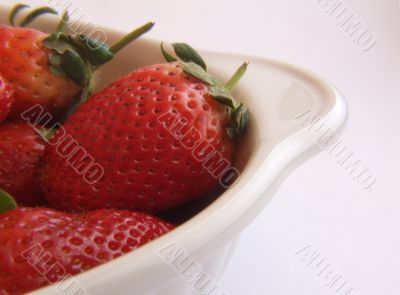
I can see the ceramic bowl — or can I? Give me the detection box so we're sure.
[0,6,347,295]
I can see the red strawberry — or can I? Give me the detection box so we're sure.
[40,44,249,212]
[0,25,81,119]
[0,5,154,121]
[0,74,14,122]
[0,122,47,205]
[0,202,173,294]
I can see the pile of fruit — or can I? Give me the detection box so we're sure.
[0,4,248,294]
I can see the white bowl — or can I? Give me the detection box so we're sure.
[0,6,347,295]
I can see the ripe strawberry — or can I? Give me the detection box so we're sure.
[0,74,14,122]
[0,24,81,120]
[40,44,249,212]
[0,197,173,295]
[0,5,154,121]
[0,122,47,206]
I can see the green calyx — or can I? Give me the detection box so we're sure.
[0,190,17,213]
[161,42,249,138]
[44,32,96,87]
[9,4,154,103]
[43,21,154,100]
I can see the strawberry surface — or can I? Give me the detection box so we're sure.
[40,63,235,212]
[0,26,81,120]
[0,122,47,205]
[0,207,173,295]
[0,73,14,122]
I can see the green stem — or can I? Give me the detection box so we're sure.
[110,22,155,54]
[225,62,249,92]
[56,11,69,33]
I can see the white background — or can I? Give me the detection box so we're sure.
[3,0,399,294]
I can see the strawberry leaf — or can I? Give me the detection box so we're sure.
[49,54,68,78]
[225,104,250,138]
[44,33,76,54]
[49,64,67,78]
[161,42,177,62]
[76,35,114,66]
[0,190,17,213]
[182,62,240,109]
[209,86,236,109]
[181,62,219,86]
[173,43,207,70]
[60,49,90,86]
[9,4,30,26]
[233,103,250,136]
[19,6,58,27]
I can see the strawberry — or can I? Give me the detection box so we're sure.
[40,43,249,212]
[0,4,154,121]
[0,25,80,120]
[0,74,14,122]
[0,122,47,206]
[0,191,174,295]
